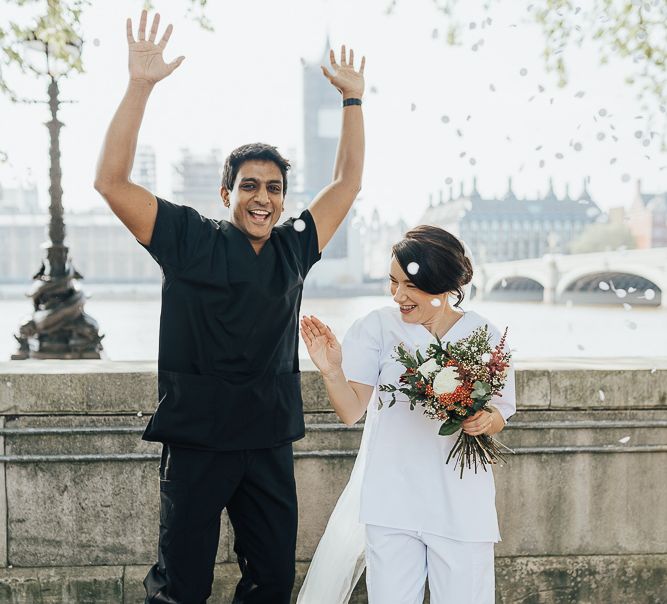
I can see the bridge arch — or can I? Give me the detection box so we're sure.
[558,269,663,305]
[486,276,545,302]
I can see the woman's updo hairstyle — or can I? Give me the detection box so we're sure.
[392,225,473,308]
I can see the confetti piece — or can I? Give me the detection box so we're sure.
[626,320,637,330]
[137,411,143,417]
[431,298,442,307]
[539,160,545,168]
[535,145,543,151]
[520,68,528,76]
[459,151,467,158]
[618,436,631,444]
[621,173,631,182]
[598,108,607,116]
[490,83,496,92]
[469,158,477,166]
[623,303,632,311]
[599,281,610,291]
[577,344,585,351]
[651,368,657,374]
[445,177,453,185]
[610,158,617,164]
[411,103,417,112]
[501,279,508,288]
[597,132,606,141]
[441,115,450,124]
[293,219,306,232]
[407,262,419,275]
[642,139,651,147]
[574,90,585,98]
[456,129,463,137]
[599,390,605,401]
[574,142,583,151]
[555,153,564,159]
[644,288,656,300]
[615,288,627,298]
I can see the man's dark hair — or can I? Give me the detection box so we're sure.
[221,143,291,194]
[392,225,473,308]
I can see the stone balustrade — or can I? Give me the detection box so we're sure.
[0,359,666,603]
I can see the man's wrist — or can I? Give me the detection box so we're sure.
[323,367,345,382]
[128,78,155,94]
[342,93,363,102]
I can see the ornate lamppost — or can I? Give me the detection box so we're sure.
[12,28,103,359]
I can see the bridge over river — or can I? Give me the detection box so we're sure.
[474,247,667,306]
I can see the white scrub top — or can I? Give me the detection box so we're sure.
[341,306,516,543]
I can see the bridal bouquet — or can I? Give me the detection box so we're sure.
[379,325,513,478]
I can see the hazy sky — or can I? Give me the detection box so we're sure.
[2,0,667,222]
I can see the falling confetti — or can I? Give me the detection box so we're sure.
[555,153,564,159]
[642,139,651,147]
[293,219,306,232]
[621,173,631,182]
[456,129,463,137]
[623,303,632,311]
[599,281,610,291]
[445,177,453,185]
[598,390,605,401]
[137,411,143,417]
[93,38,101,47]
[441,115,450,124]
[411,103,417,112]
[535,145,543,151]
[407,262,420,275]
[625,320,637,330]
[628,287,636,293]
[501,279,508,288]
[459,151,467,158]
[574,142,583,151]
[469,158,477,166]
[615,288,627,298]
[651,368,657,374]
[596,132,606,141]
[577,344,585,351]
[644,288,656,300]
[490,83,496,92]
[634,130,643,139]
[618,436,631,444]
[431,298,442,307]
[539,159,545,168]
[519,68,528,76]
[370,86,378,94]
[610,158,617,164]
[574,90,585,98]
[598,108,607,116]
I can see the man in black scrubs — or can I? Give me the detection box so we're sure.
[94,10,365,604]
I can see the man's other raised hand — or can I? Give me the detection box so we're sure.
[127,10,185,86]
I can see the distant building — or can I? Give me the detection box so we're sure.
[130,145,157,192]
[0,181,39,214]
[418,177,602,262]
[0,208,160,284]
[172,148,224,220]
[629,180,667,249]
[362,208,408,281]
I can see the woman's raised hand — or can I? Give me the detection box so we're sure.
[321,45,365,99]
[300,315,343,378]
[126,10,185,85]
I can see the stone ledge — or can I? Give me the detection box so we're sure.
[0,554,664,603]
[0,359,666,414]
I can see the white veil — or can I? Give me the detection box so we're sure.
[297,241,475,604]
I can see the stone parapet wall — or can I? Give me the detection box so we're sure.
[0,359,666,603]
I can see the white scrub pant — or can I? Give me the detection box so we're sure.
[365,524,495,604]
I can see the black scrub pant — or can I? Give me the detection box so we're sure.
[143,443,297,604]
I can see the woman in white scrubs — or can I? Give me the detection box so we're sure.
[300,225,516,604]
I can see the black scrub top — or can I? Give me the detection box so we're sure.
[140,197,321,450]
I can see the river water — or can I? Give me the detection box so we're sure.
[1,286,665,361]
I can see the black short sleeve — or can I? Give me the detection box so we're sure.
[274,209,321,277]
[140,197,218,272]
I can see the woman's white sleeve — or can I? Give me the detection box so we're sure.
[341,312,382,387]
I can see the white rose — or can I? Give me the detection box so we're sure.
[432,366,461,395]
[418,358,439,377]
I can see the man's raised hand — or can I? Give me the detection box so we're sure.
[126,10,185,85]
[321,45,365,100]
